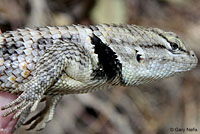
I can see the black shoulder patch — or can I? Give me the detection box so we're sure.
[91,34,122,81]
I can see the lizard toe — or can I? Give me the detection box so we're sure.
[12,107,31,132]
[2,100,26,117]
[1,96,24,110]
[24,104,54,131]
[13,102,32,119]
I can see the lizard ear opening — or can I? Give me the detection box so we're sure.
[135,49,145,63]
[136,51,142,63]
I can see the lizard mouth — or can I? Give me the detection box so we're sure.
[172,50,198,71]
[175,62,198,72]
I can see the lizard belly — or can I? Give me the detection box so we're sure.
[47,73,106,95]
[65,60,93,82]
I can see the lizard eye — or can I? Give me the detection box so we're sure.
[170,43,179,51]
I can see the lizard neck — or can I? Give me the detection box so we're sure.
[121,65,153,86]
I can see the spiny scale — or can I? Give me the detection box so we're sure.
[0,24,198,132]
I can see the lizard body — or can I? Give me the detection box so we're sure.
[0,24,198,132]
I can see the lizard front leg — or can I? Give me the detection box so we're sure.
[1,43,66,123]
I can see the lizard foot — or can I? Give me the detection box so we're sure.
[11,98,46,132]
[23,104,54,130]
[1,91,41,120]
[23,95,62,130]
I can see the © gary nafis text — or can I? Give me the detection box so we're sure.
[170,127,198,132]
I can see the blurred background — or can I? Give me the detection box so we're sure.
[0,0,200,134]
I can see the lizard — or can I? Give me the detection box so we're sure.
[0,24,198,132]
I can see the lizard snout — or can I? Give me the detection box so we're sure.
[189,50,198,67]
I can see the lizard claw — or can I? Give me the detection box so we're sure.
[1,96,24,110]
[2,100,26,117]
[1,91,41,119]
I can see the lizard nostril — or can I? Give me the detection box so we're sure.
[190,51,195,57]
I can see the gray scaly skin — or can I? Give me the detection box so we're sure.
[0,24,198,132]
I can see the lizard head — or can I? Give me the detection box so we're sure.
[150,28,198,72]
[121,27,198,85]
